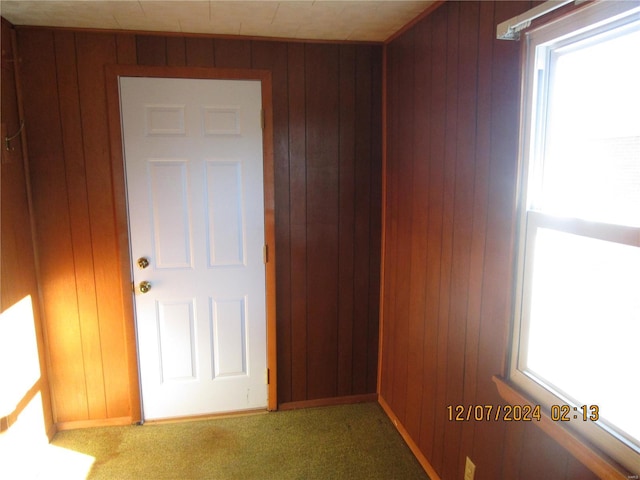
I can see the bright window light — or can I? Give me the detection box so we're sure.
[0,295,41,417]
[511,1,640,474]
[535,24,640,226]
[526,228,640,444]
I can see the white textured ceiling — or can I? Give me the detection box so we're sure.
[0,1,436,42]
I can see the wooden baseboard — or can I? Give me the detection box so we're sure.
[46,421,57,441]
[378,395,442,480]
[279,393,378,411]
[55,416,133,431]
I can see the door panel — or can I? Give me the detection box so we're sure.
[120,76,267,420]
[206,161,245,266]
[149,160,192,268]
[158,299,196,381]
[212,297,247,377]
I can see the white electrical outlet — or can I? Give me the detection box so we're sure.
[464,457,476,480]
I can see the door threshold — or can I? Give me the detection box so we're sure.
[142,408,268,426]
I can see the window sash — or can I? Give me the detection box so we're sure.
[511,215,640,470]
[524,211,640,248]
[511,1,640,474]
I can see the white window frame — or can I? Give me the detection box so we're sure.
[511,0,640,475]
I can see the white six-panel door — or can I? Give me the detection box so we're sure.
[119,76,267,420]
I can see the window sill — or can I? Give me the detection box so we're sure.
[492,376,634,480]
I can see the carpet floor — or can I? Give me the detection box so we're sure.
[48,402,429,480]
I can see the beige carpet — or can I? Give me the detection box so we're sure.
[49,402,430,480]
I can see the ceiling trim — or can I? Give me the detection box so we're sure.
[10,22,387,46]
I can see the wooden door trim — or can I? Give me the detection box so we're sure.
[105,64,278,420]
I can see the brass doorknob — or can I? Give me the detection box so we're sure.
[139,281,151,294]
[137,257,150,269]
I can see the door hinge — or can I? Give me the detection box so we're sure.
[265,368,270,385]
[260,109,265,130]
[263,244,268,264]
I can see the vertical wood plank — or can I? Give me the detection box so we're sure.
[166,37,186,66]
[54,31,106,420]
[75,32,129,418]
[2,18,55,434]
[352,45,373,395]
[502,420,526,478]
[380,38,401,406]
[403,15,431,442]
[442,2,480,478]
[17,28,89,422]
[366,47,382,394]
[116,34,137,64]
[518,424,569,480]
[104,60,141,425]
[389,29,415,422]
[287,42,308,402]
[457,0,495,472]
[565,456,600,480]
[305,43,340,400]
[431,2,459,474]
[185,37,214,67]
[135,35,166,66]
[384,30,413,411]
[214,38,251,68]
[1,20,31,308]
[418,4,448,462]
[337,44,356,397]
[251,40,292,404]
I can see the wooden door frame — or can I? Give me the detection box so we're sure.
[106,65,277,421]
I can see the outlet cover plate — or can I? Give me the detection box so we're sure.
[464,457,476,480]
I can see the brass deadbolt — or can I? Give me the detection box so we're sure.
[137,257,150,269]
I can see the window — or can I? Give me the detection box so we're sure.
[511,1,640,474]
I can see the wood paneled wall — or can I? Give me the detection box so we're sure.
[380,2,598,479]
[1,18,54,436]
[15,28,381,424]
